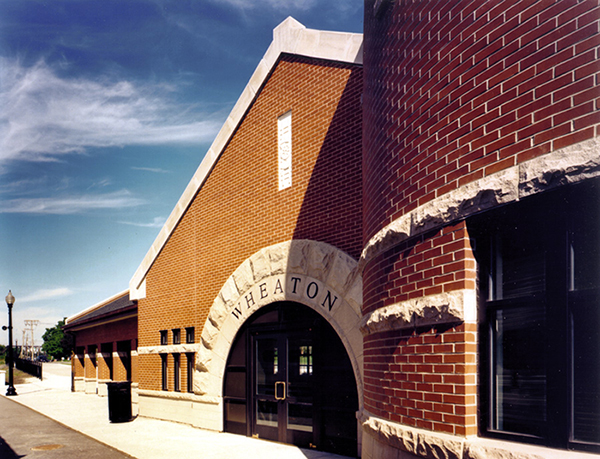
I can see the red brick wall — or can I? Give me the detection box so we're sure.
[70,316,137,382]
[364,323,477,436]
[138,55,363,390]
[361,0,599,438]
[363,222,476,315]
[363,0,600,241]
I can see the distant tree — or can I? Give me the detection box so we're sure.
[42,319,73,360]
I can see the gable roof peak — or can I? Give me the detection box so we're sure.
[129,19,362,299]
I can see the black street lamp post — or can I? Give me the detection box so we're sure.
[4,290,17,396]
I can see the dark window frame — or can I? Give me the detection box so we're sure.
[161,354,168,391]
[160,330,168,346]
[174,353,180,392]
[172,328,181,345]
[187,353,194,393]
[472,182,600,453]
[186,327,195,344]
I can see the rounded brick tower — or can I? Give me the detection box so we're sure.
[361,1,600,458]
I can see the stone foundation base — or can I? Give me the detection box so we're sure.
[84,378,97,394]
[361,413,595,459]
[138,391,222,431]
[73,376,85,392]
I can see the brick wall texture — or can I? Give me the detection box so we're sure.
[362,0,599,438]
[138,55,363,391]
[363,0,600,240]
[70,317,137,382]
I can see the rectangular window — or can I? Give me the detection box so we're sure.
[186,327,195,344]
[473,181,600,453]
[278,111,292,190]
[161,354,168,391]
[172,328,181,345]
[160,330,168,345]
[174,354,180,392]
[187,353,194,393]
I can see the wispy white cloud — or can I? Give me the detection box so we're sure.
[118,216,166,228]
[0,189,145,214]
[18,287,74,303]
[208,0,360,14]
[217,0,317,10]
[131,166,172,174]
[0,58,222,164]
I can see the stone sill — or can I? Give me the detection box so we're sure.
[362,412,599,459]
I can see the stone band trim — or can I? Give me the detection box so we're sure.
[360,289,477,336]
[138,344,201,355]
[194,240,364,412]
[362,411,592,459]
[360,138,600,272]
[138,389,220,405]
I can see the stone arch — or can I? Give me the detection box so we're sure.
[194,239,364,412]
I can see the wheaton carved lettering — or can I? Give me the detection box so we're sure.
[291,276,301,293]
[231,305,243,319]
[274,279,283,294]
[229,276,340,320]
[321,290,338,311]
[259,283,268,299]
[245,292,255,308]
[306,282,318,299]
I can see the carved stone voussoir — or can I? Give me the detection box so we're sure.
[306,242,335,281]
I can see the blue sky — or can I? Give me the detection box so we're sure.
[0,0,363,346]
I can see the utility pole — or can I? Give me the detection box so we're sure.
[23,320,39,359]
[20,330,26,358]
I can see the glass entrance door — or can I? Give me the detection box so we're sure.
[253,331,314,447]
[224,302,358,456]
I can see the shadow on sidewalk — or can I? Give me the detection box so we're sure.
[0,435,23,459]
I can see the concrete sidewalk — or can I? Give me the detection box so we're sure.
[2,366,352,459]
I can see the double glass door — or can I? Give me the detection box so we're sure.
[223,302,358,456]
[253,331,314,447]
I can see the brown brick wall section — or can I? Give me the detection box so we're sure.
[139,55,363,392]
[363,0,600,241]
[364,323,478,436]
[363,221,478,435]
[363,221,475,315]
[362,0,598,437]
[70,317,137,382]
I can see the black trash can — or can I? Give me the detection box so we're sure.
[107,381,133,423]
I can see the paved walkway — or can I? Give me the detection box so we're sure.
[0,395,130,458]
[1,363,352,459]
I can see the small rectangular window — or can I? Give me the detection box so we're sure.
[187,353,194,393]
[160,330,168,345]
[174,354,180,392]
[186,327,195,344]
[161,354,168,391]
[172,328,181,345]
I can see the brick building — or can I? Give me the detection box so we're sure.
[361,1,600,457]
[64,290,138,413]
[67,3,600,458]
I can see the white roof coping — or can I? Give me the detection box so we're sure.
[65,289,130,325]
[129,18,362,299]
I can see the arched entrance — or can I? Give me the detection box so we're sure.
[223,301,358,457]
